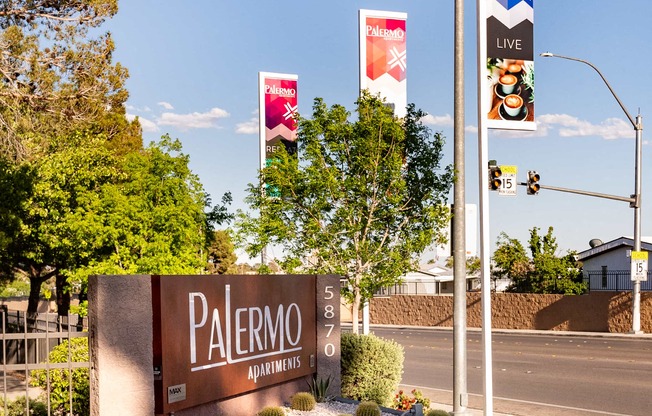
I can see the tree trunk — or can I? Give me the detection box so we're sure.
[56,274,70,317]
[351,287,361,335]
[27,276,46,322]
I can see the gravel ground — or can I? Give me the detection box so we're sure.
[283,400,399,416]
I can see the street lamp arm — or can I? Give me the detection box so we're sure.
[540,52,638,129]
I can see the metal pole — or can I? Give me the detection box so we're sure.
[540,53,643,334]
[476,0,494,414]
[633,114,643,333]
[452,0,470,414]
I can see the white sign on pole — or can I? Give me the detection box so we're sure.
[631,251,648,281]
[498,165,517,196]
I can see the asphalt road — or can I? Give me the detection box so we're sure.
[372,327,652,416]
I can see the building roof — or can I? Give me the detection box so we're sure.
[577,236,652,261]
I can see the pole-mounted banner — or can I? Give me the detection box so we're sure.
[484,0,535,131]
[259,72,298,169]
[258,72,298,197]
[359,9,407,118]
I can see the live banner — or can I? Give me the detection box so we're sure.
[484,0,535,131]
[359,9,407,118]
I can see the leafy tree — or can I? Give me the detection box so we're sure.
[493,227,585,294]
[491,232,530,287]
[0,132,119,316]
[0,0,133,160]
[207,230,237,274]
[235,93,454,333]
[0,134,228,317]
[69,135,225,281]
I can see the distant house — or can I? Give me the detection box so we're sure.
[577,237,652,291]
[375,264,480,296]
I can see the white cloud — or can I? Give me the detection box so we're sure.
[126,113,159,133]
[421,113,453,127]
[489,113,631,140]
[538,114,630,140]
[157,107,230,130]
[235,118,259,135]
[158,101,174,110]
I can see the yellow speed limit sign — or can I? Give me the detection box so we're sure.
[631,251,648,281]
[498,165,517,196]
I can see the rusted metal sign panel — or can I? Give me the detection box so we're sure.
[152,275,317,414]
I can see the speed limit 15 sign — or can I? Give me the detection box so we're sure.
[498,165,517,196]
[631,251,648,281]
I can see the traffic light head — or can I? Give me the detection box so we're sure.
[527,170,540,195]
[489,166,502,190]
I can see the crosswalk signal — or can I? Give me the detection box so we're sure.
[489,165,502,191]
[527,171,540,195]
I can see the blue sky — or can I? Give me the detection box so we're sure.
[106,1,652,261]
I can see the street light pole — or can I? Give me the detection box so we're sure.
[540,52,644,333]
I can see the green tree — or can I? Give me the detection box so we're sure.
[69,135,223,280]
[0,134,229,317]
[494,227,585,294]
[0,0,133,161]
[491,232,530,289]
[235,93,454,333]
[207,230,237,274]
[0,132,120,316]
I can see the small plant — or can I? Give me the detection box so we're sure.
[257,405,286,416]
[355,401,381,416]
[426,409,451,416]
[308,374,332,402]
[393,389,416,410]
[290,391,316,411]
[412,389,431,410]
[393,388,431,411]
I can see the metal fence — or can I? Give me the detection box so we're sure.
[583,270,652,291]
[0,309,89,415]
[374,280,450,296]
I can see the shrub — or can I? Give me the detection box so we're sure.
[257,406,286,416]
[30,337,89,415]
[426,409,451,416]
[290,391,316,411]
[355,401,381,416]
[0,395,48,416]
[341,333,404,407]
[394,389,415,410]
[393,389,431,410]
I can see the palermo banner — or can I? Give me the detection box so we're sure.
[258,72,298,169]
[359,9,407,118]
[484,0,535,131]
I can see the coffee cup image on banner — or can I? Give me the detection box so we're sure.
[486,58,534,123]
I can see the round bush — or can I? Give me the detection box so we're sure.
[341,333,404,406]
[290,391,316,411]
[426,409,451,416]
[355,401,381,416]
[257,405,286,416]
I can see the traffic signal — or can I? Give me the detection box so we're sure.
[489,165,502,191]
[527,171,540,195]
